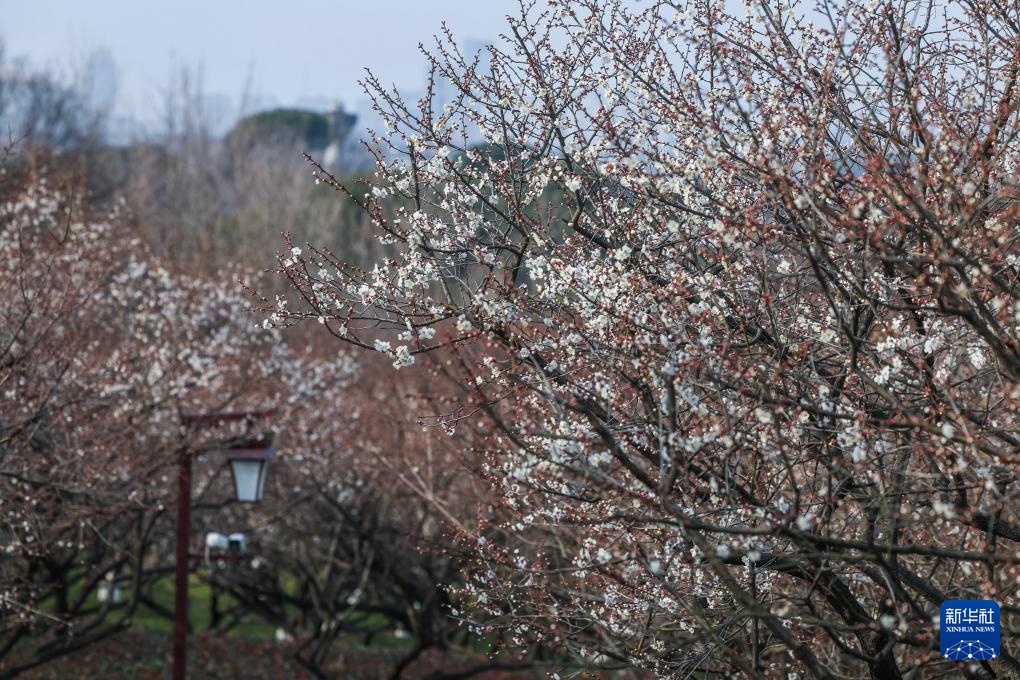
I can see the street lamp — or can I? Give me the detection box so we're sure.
[174,410,275,680]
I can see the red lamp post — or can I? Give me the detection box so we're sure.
[173,410,275,680]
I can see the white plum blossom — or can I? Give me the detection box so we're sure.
[392,345,415,369]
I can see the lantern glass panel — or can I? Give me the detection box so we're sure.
[230,458,265,502]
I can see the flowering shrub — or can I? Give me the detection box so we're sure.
[266,1,1020,677]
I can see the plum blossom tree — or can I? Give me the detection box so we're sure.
[266,1,1020,677]
[0,167,291,676]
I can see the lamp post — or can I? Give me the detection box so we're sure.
[173,410,275,680]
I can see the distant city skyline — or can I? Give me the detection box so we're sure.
[1,0,518,135]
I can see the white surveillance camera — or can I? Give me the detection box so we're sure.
[205,532,229,551]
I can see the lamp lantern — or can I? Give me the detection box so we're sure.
[226,448,273,502]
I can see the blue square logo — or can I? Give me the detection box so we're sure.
[941,600,1000,661]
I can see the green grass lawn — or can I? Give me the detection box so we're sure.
[14,576,540,678]
[128,575,275,638]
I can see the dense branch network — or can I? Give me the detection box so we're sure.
[264,1,1020,677]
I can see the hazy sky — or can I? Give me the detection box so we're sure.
[2,0,518,128]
